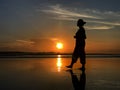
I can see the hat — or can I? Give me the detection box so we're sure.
[77,19,86,25]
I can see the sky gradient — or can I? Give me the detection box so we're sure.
[0,0,120,53]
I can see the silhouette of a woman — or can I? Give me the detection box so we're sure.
[66,19,86,70]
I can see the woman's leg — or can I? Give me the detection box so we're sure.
[66,54,78,68]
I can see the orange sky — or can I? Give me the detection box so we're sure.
[0,1,120,54]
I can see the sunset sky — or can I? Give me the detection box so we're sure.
[0,0,120,53]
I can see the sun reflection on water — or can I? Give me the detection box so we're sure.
[57,55,62,72]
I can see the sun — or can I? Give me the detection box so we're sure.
[56,42,63,49]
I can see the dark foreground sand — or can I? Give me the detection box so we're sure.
[0,57,120,90]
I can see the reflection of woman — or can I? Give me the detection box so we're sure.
[66,19,86,70]
[68,70,86,90]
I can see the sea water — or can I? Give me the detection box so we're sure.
[0,56,120,90]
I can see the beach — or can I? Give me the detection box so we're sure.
[0,56,120,90]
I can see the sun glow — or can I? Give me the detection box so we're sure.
[56,42,63,49]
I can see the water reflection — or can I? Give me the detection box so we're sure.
[67,69,86,90]
[57,55,62,72]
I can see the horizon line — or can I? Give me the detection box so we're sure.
[0,51,120,55]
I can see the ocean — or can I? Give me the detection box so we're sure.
[0,55,120,90]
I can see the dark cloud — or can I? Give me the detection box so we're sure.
[0,38,57,52]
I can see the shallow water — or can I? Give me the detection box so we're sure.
[0,57,120,90]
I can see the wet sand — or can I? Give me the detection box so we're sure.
[0,57,120,90]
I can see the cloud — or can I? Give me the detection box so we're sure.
[86,25,114,30]
[41,4,120,20]
[87,20,120,26]
[41,4,120,29]
[16,40,35,45]
[0,38,60,52]
[1,39,35,51]
[41,4,102,20]
[84,9,120,17]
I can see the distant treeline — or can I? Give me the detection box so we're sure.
[0,51,120,58]
[0,51,71,56]
[0,51,120,55]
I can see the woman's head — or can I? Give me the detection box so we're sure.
[77,19,86,27]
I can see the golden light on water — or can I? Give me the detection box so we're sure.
[57,55,62,72]
[57,58,62,67]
